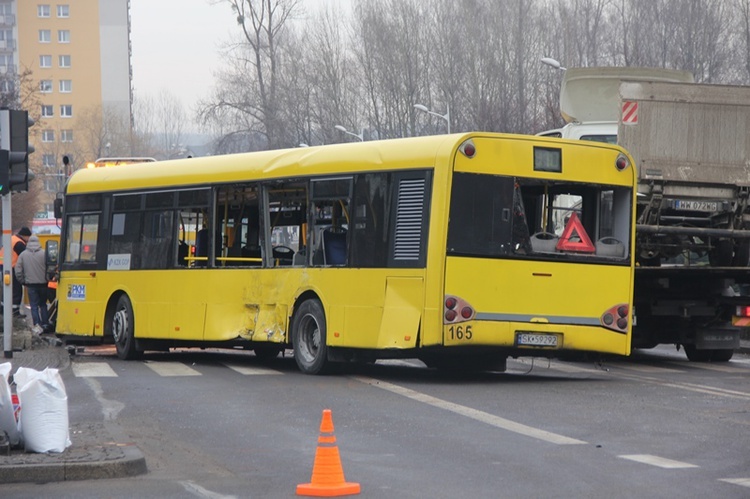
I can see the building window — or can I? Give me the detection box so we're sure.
[60,105,72,117]
[42,130,55,142]
[40,80,52,93]
[59,79,72,93]
[40,55,52,68]
[58,55,71,68]
[38,5,51,17]
[43,154,55,168]
[0,80,13,94]
[39,30,51,43]
[61,129,73,142]
[57,5,69,18]
[41,105,53,117]
[58,30,70,43]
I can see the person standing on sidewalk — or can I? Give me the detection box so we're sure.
[14,234,49,334]
[0,226,31,316]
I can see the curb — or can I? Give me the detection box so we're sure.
[0,421,147,484]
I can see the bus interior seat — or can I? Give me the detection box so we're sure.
[323,229,347,265]
[177,240,189,266]
[293,247,306,266]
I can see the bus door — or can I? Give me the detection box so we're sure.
[58,213,101,335]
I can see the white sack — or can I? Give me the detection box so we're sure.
[14,367,71,453]
[0,362,21,446]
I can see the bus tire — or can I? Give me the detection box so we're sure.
[113,294,140,360]
[292,299,329,374]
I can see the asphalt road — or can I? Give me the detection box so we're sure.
[4,345,750,498]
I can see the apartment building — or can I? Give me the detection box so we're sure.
[1,0,130,228]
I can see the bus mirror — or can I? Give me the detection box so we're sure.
[46,240,59,267]
[53,197,63,219]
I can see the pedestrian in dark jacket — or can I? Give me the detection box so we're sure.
[15,234,49,333]
[0,226,31,316]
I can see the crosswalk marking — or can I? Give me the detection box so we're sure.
[719,478,750,488]
[619,454,698,469]
[72,362,118,377]
[224,363,282,375]
[144,360,202,377]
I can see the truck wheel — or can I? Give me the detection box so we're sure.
[733,240,750,266]
[684,345,733,362]
[709,240,733,266]
[292,299,330,374]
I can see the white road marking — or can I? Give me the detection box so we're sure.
[179,480,237,499]
[664,361,739,373]
[82,377,125,421]
[223,363,281,375]
[144,361,202,376]
[353,376,586,445]
[72,362,118,377]
[619,454,699,469]
[614,362,683,373]
[719,478,750,488]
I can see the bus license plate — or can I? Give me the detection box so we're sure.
[516,332,560,347]
[672,199,719,212]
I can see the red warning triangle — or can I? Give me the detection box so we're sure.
[555,212,595,253]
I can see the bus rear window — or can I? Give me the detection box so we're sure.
[448,172,630,262]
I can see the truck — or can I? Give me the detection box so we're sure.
[540,66,750,361]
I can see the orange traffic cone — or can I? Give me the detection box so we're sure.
[297,409,361,497]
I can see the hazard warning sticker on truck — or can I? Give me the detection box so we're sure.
[622,101,638,124]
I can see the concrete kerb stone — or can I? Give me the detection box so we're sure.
[0,321,147,484]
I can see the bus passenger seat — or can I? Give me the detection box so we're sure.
[323,229,347,265]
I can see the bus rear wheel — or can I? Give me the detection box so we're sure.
[292,299,329,375]
[112,294,140,360]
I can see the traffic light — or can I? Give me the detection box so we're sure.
[0,109,34,195]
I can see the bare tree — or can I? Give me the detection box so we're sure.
[202,0,302,151]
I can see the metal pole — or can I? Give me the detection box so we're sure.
[3,193,12,357]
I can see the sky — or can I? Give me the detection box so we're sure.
[129,0,343,123]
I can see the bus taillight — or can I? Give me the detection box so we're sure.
[601,303,629,333]
[444,294,475,323]
[736,306,750,317]
[615,153,630,171]
[459,139,476,158]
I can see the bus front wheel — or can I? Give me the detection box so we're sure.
[292,299,329,375]
[113,294,140,360]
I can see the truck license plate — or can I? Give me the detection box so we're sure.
[672,199,719,212]
[516,332,560,347]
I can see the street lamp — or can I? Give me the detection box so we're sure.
[541,57,566,71]
[334,125,364,142]
[414,104,450,133]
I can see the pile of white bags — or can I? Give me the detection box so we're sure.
[0,363,71,453]
[0,363,21,446]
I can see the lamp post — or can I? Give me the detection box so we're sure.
[414,104,450,134]
[541,57,566,71]
[334,125,364,142]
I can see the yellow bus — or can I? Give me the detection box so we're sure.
[54,133,636,374]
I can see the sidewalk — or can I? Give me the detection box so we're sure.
[0,322,146,484]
